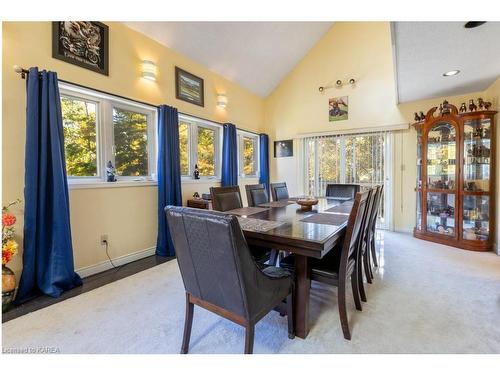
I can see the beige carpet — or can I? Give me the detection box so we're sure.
[2,231,500,354]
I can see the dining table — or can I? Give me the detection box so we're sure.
[224,197,352,339]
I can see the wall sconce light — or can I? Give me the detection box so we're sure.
[141,60,157,81]
[217,93,228,109]
[335,79,343,87]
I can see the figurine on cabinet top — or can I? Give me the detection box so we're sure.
[459,102,467,113]
[478,98,485,110]
[469,99,477,112]
[419,111,425,121]
[414,112,420,122]
[442,100,451,115]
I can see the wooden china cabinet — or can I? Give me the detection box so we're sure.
[413,102,497,251]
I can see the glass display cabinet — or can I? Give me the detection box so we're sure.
[413,102,497,251]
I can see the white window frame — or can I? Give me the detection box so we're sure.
[237,130,259,179]
[59,83,157,187]
[179,114,222,180]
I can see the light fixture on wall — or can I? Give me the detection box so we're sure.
[319,78,357,92]
[443,70,460,77]
[141,60,157,81]
[217,93,228,109]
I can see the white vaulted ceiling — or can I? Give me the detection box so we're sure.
[124,22,333,97]
[393,21,500,103]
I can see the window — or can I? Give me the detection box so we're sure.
[237,131,259,178]
[304,131,390,227]
[179,114,221,179]
[60,83,157,184]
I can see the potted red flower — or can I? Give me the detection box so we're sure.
[2,199,21,312]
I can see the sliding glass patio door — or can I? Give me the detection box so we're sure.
[303,131,393,229]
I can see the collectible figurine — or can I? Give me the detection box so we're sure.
[439,103,443,115]
[469,99,477,112]
[193,164,200,180]
[106,161,117,182]
[459,102,467,113]
[442,100,451,115]
[414,112,420,122]
[419,111,425,121]
[484,101,492,110]
[478,98,484,110]
[193,191,200,198]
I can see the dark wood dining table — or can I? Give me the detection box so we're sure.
[225,197,352,339]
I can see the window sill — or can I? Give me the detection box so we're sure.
[69,180,158,190]
[181,178,221,185]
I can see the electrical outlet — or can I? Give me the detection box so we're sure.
[100,234,108,245]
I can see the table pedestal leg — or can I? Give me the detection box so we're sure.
[294,254,310,339]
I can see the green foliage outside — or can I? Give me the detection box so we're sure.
[61,97,98,177]
[243,137,255,175]
[179,122,189,175]
[197,127,215,176]
[113,108,148,176]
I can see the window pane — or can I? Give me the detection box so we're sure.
[179,122,189,176]
[317,137,341,194]
[113,108,148,176]
[61,97,98,177]
[197,127,215,176]
[243,136,256,175]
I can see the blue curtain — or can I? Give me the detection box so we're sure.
[16,68,82,304]
[221,123,238,186]
[156,105,182,257]
[259,134,270,194]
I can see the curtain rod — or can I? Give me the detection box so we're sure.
[13,65,262,137]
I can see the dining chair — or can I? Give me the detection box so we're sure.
[210,186,243,212]
[357,187,376,299]
[245,183,269,207]
[270,182,289,201]
[367,185,384,270]
[210,185,274,266]
[325,184,360,201]
[280,190,371,340]
[165,206,294,354]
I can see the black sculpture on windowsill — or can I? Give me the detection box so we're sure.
[193,164,200,180]
[106,160,117,182]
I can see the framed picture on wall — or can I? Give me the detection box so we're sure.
[175,67,205,107]
[52,21,109,75]
[329,96,348,121]
[274,140,293,158]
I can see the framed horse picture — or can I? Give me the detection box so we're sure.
[52,21,109,75]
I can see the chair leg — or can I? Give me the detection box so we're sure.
[181,293,194,354]
[363,249,373,284]
[371,235,378,267]
[357,259,367,302]
[338,278,351,340]
[286,289,295,339]
[351,273,362,311]
[269,249,279,266]
[244,324,255,354]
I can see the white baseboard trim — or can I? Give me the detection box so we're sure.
[76,247,157,278]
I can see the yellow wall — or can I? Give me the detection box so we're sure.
[264,21,499,237]
[2,22,264,276]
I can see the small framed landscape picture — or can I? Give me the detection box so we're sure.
[175,67,205,107]
[52,21,109,75]
[274,140,293,158]
[329,96,348,122]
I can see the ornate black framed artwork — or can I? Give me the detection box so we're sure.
[175,67,205,107]
[52,21,109,75]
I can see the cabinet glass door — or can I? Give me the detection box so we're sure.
[463,195,489,241]
[426,122,457,190]
[426,192,455,236]
[463,118,491,192]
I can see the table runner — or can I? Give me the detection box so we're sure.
[300,213,348,226]
[237,217,284,232]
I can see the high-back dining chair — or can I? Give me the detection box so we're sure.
[245,183,269,207]
[280,190,372,340]
[210,186,243,212]
[325,184,360,201]
[165,206,294,354]
[270,182,289,201]
[356,187,376,301]
[211,186,274,267]
[367,185,384,269]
